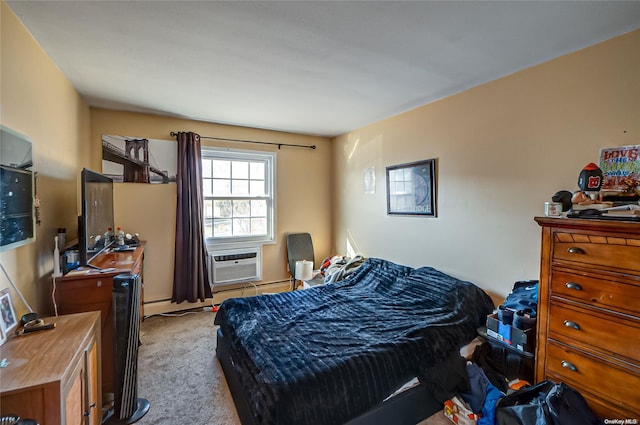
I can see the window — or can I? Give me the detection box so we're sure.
[201,147,276,245]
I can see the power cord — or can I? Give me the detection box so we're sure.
[52,275,59,316]
[240,281,260,297]
[144,308,210,320]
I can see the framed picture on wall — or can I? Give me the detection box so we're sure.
[101,134,177,184]
[386,158,437,216]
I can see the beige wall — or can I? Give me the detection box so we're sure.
[332,29,640,299]
[90,110,332,311]
[0,2,91,317]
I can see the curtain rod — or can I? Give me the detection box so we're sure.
[170,132,316,150]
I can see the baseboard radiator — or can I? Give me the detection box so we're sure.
[208,246,262,288]
[109,273,150,424]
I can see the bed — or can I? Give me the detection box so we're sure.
[214,257,494,425]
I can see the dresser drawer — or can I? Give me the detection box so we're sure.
[548,301,640,363]
[545,372,638,420]
[550,269,640,315]
[546,342,640,413]
[553,232,640,273]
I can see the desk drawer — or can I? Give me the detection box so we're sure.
[546,342,640,413]
[548,301,640,363]
[550,269,640,315]
[553,232,640,273]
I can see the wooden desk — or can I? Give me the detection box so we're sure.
[0,312,101,425]
[54,242,145,400]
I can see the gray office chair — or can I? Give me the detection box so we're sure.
[286,233,324,289]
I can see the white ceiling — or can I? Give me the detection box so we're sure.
[7,1,640,137]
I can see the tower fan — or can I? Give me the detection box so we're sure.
[106,273,150,424]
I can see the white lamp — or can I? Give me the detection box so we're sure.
[295,260,313,282]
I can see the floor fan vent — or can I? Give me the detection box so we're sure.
[105,273,149,424]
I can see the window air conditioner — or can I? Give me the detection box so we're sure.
[208,246,261,286]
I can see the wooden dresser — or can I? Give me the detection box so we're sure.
[535,217,640,419]
[0,311,101,425]
[54,242,145,400]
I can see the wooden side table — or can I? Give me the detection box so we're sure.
[0,311,102,425]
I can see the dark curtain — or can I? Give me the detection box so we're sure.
[172,132,212,303]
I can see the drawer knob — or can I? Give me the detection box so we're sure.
[565,282,583,291]
[561,360,578,372]
[567,247,585,255]
[563,320,580,330]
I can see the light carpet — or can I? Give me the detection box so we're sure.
[135,309,452,425]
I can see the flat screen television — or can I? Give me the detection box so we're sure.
[79,168,115,267]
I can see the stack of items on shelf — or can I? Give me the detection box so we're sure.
[485,280,538,354]
[551,154,640,220]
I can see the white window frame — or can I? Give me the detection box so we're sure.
[201,147,276,247]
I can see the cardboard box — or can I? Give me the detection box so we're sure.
[511,325,535,353]
[486,313,535,354]
[486,313,510,343]
[444,396,478,425]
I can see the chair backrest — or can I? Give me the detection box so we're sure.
[286,233,315,277]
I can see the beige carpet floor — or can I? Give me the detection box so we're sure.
[135,309,452,425]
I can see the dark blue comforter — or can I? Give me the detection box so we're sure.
[214,258,494,425]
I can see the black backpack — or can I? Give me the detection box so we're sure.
[495,380,602,425]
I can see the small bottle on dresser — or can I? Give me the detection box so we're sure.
[116,227,125,246]
[104,227,113,245]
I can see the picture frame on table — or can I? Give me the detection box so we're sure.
[0,321,5,346]
[386,158,437,217]
[0,288,18,337]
